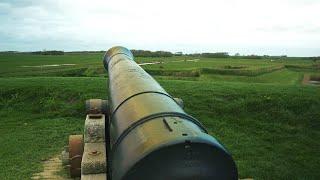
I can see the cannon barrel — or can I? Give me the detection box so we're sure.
[103,46,237,180]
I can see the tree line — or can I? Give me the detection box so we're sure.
[131,50,173,57]
[31,50,64,55]
[1,50,318,60]
[190,52,230,58]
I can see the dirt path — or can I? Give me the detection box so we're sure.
[302,74,310,85]
[21,64,76,68]
[138,59,200,66]
[31,155,254,179]
[31,155,71,180]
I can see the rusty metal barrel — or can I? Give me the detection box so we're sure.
[103,46,237,180]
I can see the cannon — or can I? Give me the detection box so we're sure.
[62,46,238,180]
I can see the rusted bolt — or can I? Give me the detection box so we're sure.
[89,150,101,156]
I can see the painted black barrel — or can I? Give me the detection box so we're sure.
[103,46,237,180]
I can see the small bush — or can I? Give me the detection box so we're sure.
[224,65,247,69]
[145,69,200,77]
[201,65,284,76]
[310,74,320,81]
[285,64,320,71]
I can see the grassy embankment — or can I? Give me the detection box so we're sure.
[0,77,319,179]
[0,53,319,179]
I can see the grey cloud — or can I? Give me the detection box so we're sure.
[0,0,319,56]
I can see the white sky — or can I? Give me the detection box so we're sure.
[0,0,319,56]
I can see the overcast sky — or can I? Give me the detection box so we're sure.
[0,0,319,56]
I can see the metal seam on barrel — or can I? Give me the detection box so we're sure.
[104,53,134,69]
[109,91,180,122]
[111,112,208,155]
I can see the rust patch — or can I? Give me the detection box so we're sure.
[69,135,84,178]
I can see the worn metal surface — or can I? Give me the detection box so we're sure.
[69,135,83,178]
[103,46,238,180]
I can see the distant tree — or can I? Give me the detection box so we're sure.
[31,50,64,55]
[186,53,201,57]
[174,52,183,56]
[243,55,262,59]
[131,50,173,57]
[311,56,320,63]
[201,52,229,58]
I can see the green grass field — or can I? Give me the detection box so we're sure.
[0,53,319,179]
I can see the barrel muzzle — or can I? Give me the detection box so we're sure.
[103,46,134,70]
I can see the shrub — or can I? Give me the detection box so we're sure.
[201,65,284,76]
[145,69,200,77]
